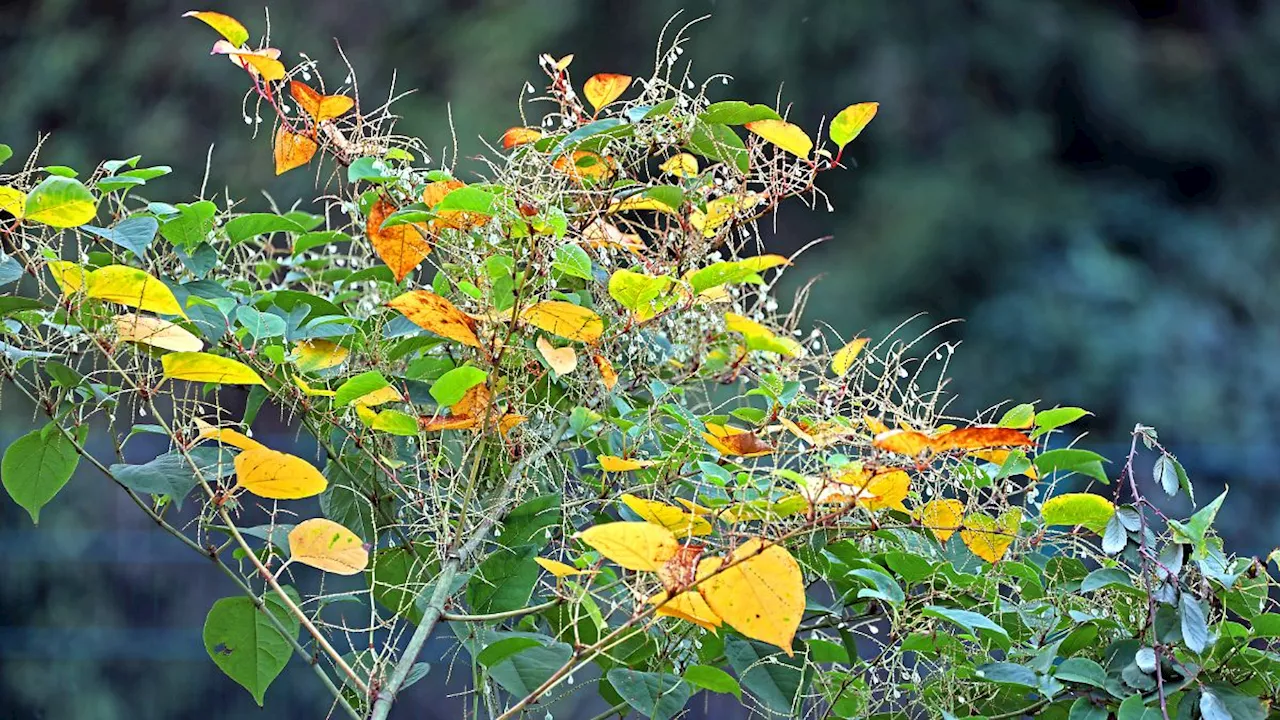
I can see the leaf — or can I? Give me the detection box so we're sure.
[922,605,1008,640]
[931,427,1033,452]
[288,81,353,121]
[577,521,679,572]
[159,200,216,250]
[609,269,674,320]
[702,423,775,457]
[114,313,203,352]
[388,290,481,348]
[828,102,879,150]
[212,43,286,81]
[723,636,806,714]
[23,176,97,227]
[1069,698,1108,720]
[287,518,368,575]
[110,448,230,511]
[999,403,1037,429]
[583,73,631,112]
[552,244,592,280]
[366,198,433,282]
[1081,567,1133,592]
[1055,657,1108,687]
[202,593,298,706]
[849,567,905,604]
[2,424,80,524]
[1034,447,1110,485]
[960,509,1021,563]
[724,313,801,356]
[1201,685,1266,720]
[429,366,487,407]
[196,419,267,452]
[235,448,328,499]
[683,664,741,699]
[467,545,539,614]
[162,352,265,385]
[0,144,11,167]
[224,213,306,244]
[535,335,577,375]
[183,10,250,46]
[84,265,186,317]
[919,499,965,543]
[621,494,712,536]
[831,337,869,377]
[1033,406,1091,436]
[1154,455,1180,497]
[477,637,543,667]
[592,353,619,390]
[659,153,699,178]
[1181,594,1210,654]
[975,662,1039,688]
[1041,493,1116,533]
[1117,695,1161,720]
[273,125,317,175]
[0,185,26,218]
[1168,489,1227,559]
[501,127,542,149]
[699,539,805,654]
[553,151,615,182]
[292,339,348,372]
[686,121,749,174]
[688,254,789,295]
[534,557,582,578]
[744,119,813,158]
[83,216,158,257]
[606,669,690,720]
[700,101,782,125]
[521,300,603,343]
[598,455,654,472]
[333,371,391,408]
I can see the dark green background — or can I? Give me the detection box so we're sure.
[2,0,1278,717]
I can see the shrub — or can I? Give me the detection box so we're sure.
[0,10,1276,720]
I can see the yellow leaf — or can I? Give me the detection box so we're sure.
[621,494,713,537]
[702,422,775,458]
[522,301,603,344]
[234,447,328,499]
[918,499,965,543]
[829,102,879,151]
[367,199,432,282]
[273,125,318,175]
[535,557,583,578]
[553,151,615,182]
[608,194,678,215]
[582,219,645,253]
[831,337,868,376]
[650,586,722,631]
[498,413,527,436]
[598,455,654,472]
[960,509,1021,564]
[693,193,762,238]
[183,10,250,46]
[592,353,618,390]
[293,375,335,397]
[292,339,348,372]
[289,81,354,122]
[228,49,286,81]
[388,290,482,348]
[287,518,368,575]
[536,335,578,375]
[699,539,804,654]
[583,73,631,112]
[352,385,403,408]
[501,127,543,149]
[195,418,267,452]
[576,521,679,572]
[853,468,911,512]
[48,261,85,295]
[724,313,801,357]
[658,153,698,178]
[0,186,26,219]
[113,313,203,353]
[162,351,265,386]
[86,265,186,317]
[744,119,813,159]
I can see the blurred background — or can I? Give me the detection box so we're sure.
[3,0,1279,717]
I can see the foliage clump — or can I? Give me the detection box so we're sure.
[0,10,1277,720]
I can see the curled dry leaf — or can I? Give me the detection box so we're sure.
[536,335,578,375]
[592,353,618,390]
[367,199,432,281]
[273,125,318,176]
[234,447,328,499]
[287,518,368,575]
[388,290,482,348]
[583,73,631,112]
[113,313,203,353]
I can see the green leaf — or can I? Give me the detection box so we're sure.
[688,255,787,295]
[476,637,543,667]
[2,423,80,524]
[553,244,593,280]
[724,636,807,714]
[682,664,741,699]
[110,447,233,510]
[1249,614,1280,638]
[1168,489,1227,560]
[1201,684,1266,720]
[83,216,158,257]
[429,366,487,406]
[1033,407,1091,436]
[686,121,749,174]
[1034,448,1109,484]
[1154,455,1179,496]
[1055,657,1108,688]
[466,545,538,614]
[1118,694,1161,720]
[848,567,905,605]
[700,101,782,125]
[159,200,217,251]
[202,591,299,706]
[1102,513,1128,554]
[975,662,1038,687]
[998,403,1036,428]
[434,186,497,216]
[347,156,397,184]
[499,494,561,548]
[0,144,11,166]
[1180,594,1210,654]
[0,296,46,314]
[609,269,673,315]
[235,306,286,339]
[829,102,878,150]
[224,213,306,244]
[606,669,691,720]
[23,176,97,227]
[922,605,1009,640]
[1081,568,1133,592]
[293,230,350,256]
[1041,492,1116,533]
[1069,697,1108,720]
[367,542,435,625]
[334,371,391,407]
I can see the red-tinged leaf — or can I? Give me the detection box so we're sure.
[829,102,879,151]
[932,427,1033,453]
[873,429,933,457]
[273,125,317,175]
[501,127,543,149]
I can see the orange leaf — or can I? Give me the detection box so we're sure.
[423,180,487,231]
[702,423,774,458]
[273,125,317,175]
[536,335,578,375]
[419,415,479,432]
[289,81,354,122]
[211,42,286,81]
[583,73,631,112]
[582,219,644,253]
[388,290,482,348]
[932,427,1032,453]
[501,127,543,149]
[873,428,933,457]
[451,383,491,420]
[367,199,432,282]
[592,353,618,390]
[183,10,250,46]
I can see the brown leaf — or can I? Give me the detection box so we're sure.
[387,290,482,348]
